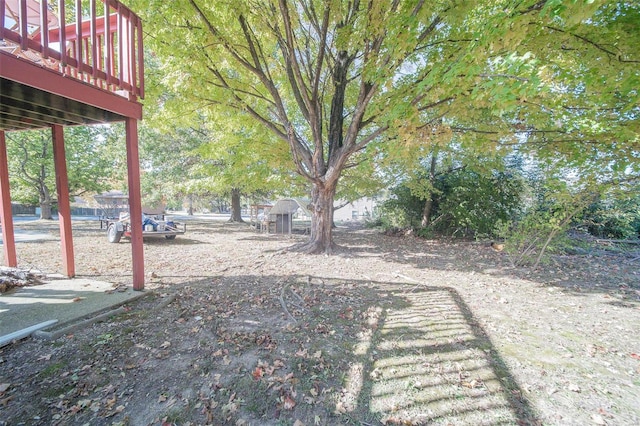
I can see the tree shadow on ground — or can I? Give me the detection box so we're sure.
[328,279,540,425]
[141,236,204,246]
[160,273,540,425]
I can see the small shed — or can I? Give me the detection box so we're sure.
[268,198,310,234]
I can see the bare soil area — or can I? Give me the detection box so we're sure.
[1,217,639,425]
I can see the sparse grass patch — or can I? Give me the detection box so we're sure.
[237,375,278,418]
[160,406,189,424]
[42,384,74,398]
[39,361,67,378]
[196,356,216,375]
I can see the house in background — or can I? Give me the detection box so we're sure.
[333,197,379,222]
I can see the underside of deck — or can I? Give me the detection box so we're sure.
[1,52,141,129]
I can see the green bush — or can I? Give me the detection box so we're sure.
[583,193,640,239]
[377,184,425,229]
[497,183,599,268]
[377,168,524,238]
[430,169,524,237]
[496,207,573,267]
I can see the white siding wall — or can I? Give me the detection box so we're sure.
[333,197,378,222]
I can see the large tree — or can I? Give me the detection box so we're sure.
[193,115,297,222]
[133,0,638,253]
[6,126,120,219]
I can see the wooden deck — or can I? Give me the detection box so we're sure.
[0,0,147,289]
[1,0,144,102]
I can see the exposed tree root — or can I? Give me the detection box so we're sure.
[227,217,245,223]
[285,240,339,254]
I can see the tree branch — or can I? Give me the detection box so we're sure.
[450,126,566,135]
[544,24,640,64]
[278,0,316,124]
[351,125,389,154]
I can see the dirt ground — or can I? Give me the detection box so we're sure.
[1,217,639,426]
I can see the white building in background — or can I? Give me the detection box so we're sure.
[333,197,379,222]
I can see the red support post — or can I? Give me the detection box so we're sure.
[0,131,18,267]
[125,117,144,290]
[51,125,75,277]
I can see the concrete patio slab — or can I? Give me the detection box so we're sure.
[0,278,146,344]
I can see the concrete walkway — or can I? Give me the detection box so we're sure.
[0,228,57,243]
[0,278,145,343]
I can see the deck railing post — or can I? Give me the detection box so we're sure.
[58,0,67,67]
[75,0,83,74]
[0,0,6,41]
[104,1,112,86]
[2,0,143,99]
[117,2,123,88]
[90,0,97,78]
[38,0,48,57]
[18,0,28,50]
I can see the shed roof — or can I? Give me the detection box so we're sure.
[269,198,311,216]
[94,191,129,204]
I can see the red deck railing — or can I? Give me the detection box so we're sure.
[0,0,144,100]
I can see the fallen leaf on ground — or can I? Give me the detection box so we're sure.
[462,380,478,389]
[283,395,296,410]
[252,367,264,380]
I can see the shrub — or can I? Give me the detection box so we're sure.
[582,193,640,239]
[377,168,525,238]
[430,169,524,237]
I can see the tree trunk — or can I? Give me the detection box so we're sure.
[421,197,434,228]
[39,184,53,220]
[40,202,53,220]
[187,195,194,215]
[295,181,337,254]
[229,188,244,223]
[421,150,439,228]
